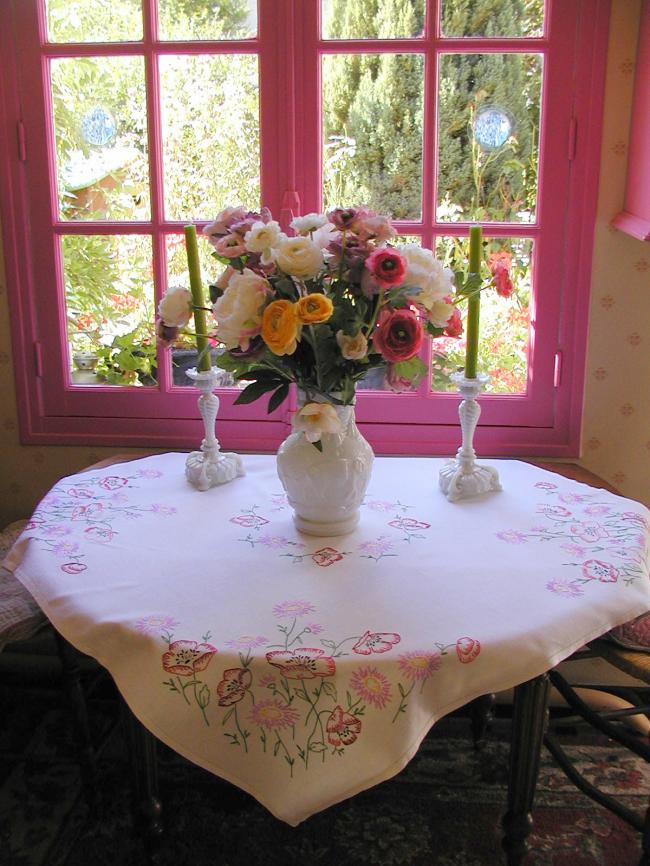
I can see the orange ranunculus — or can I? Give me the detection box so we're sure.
[295,293,333,325]
[261,299,301,355]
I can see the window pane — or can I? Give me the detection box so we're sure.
[321,0,425,39]
[51,57,150,221]
[322,54,424,219]
[63,235,157,387]
[432,236,531,394]
[158,0,257,40]
[436,53,542,224]
[440,0,544,38]
[46,0,143,42]
[165,233,235,388]
[160,55,260,221]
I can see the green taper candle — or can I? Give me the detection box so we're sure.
[464,225,482,379]
[184,224,211,372]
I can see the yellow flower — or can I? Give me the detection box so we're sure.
[295,293,334,325]
[261,299,301,355]
[294,402,343,443]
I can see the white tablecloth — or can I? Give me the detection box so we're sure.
[5,454,650,825]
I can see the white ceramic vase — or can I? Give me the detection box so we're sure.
[277,395,374,537]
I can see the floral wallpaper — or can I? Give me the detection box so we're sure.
[0,0,647,530]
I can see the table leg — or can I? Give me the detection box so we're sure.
[469,692,496,749]
[501,673,549,866]
[124,703,164,862]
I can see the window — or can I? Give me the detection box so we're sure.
[0,0,609,455]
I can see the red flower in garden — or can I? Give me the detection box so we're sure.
[488,251,514,298]
[326,705,362,746]
[372,307,423,363]
[352,630,401,655]
[364,248,407,288]
[443,305,463,338]
[455,637,481,664]
[216,667,253,706]
[311,547,344,567]
[266,648,336,680]
[162,640,217,677]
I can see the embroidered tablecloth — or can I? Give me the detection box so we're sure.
[5,453,650,825]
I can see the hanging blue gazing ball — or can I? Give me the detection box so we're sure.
[80,106,117,147]
[473,107,513,151]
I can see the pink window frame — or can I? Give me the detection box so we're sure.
[0,0,610,456]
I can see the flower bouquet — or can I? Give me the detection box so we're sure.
[158,205,462,532]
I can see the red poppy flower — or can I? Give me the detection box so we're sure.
[216,667,253,706]
[326,705,362,746]
[266,648,336,680]
[455,637,481,664]
[162,640,217,677]
[311,547,344,567]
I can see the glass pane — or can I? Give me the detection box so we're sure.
[436,53,542,223]
[51,57,150,221]
[432,236,532,394]
[158,0,257,40]
[440,0,544,38]
[63,235,157,387]
[322,54,424,219]
[46,0,143,43]
[160,55,260,221]
[165,234,235,388]
[321,0,425,39]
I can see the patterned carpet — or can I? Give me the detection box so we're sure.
[1,683,648,866]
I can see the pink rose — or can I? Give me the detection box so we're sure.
[214,233,248,258]
[372,307,423,363]
[203,206,248,239]
[327,207,362,231]
[364,248,407,288]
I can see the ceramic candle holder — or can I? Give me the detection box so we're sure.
[439,372,501,502]
[185,367,245,490]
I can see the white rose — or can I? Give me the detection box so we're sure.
[336,329,368,360]
[276,236,324,280]
[294,402,343,443]
[244,220,283,262]
[290,213,328,234]
[212,268,270,350]
[427,298,456,328]
[158,286,193,328]
[400,245,454,310]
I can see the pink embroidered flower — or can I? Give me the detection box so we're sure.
[273,600,315,619]
[150,504,177,516]
[398,650,442,683]
[258,535,291,549]
[569,522,609,543]
[258,673,276,688]
[388,517,430,531]
[216,667,252,706]
[270,493,289,509]
[71,503,103,521]
[42,524,72,537]
[61,562,87,574]
[99,476,129,491]
[225,635,269,650]
[353,630,401,655]
[350,667,392,709]
[83,526,116,543]
[455,637,481,664]
[312,547,344,567]
[66,487,94,499]
[559,493,591,504]
[162,640,217,677]
[135,615,179,634]
[547,579,584,598]
[326,705,362,746]
[534,481,558,490]
[582,505,612,516]
[52,541,79,556]
[136,469,163,479]
[248,699,300,730]
[622,512,650,529]
[495,530,527,544]
[582,560,619,583]
[230,513,270,528]
[537,504,572,518]
[366,500,397,512]
[305,623,324,635]
[358,537,395,556]
[561,543,589,557]
[266,648,336,680]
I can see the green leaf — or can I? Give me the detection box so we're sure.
[267,383,290,413]
[234,379,282,405]
[312,439,323,453]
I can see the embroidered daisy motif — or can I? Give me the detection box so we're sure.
[397,650,442,683]
[546,579,585,598]
[135,615,179,634]
[248,699,300,731]
[273,600,316,618]
[225,635,269,650]
[350,666,392,709]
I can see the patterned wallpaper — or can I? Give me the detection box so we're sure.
[0,0,647,529]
